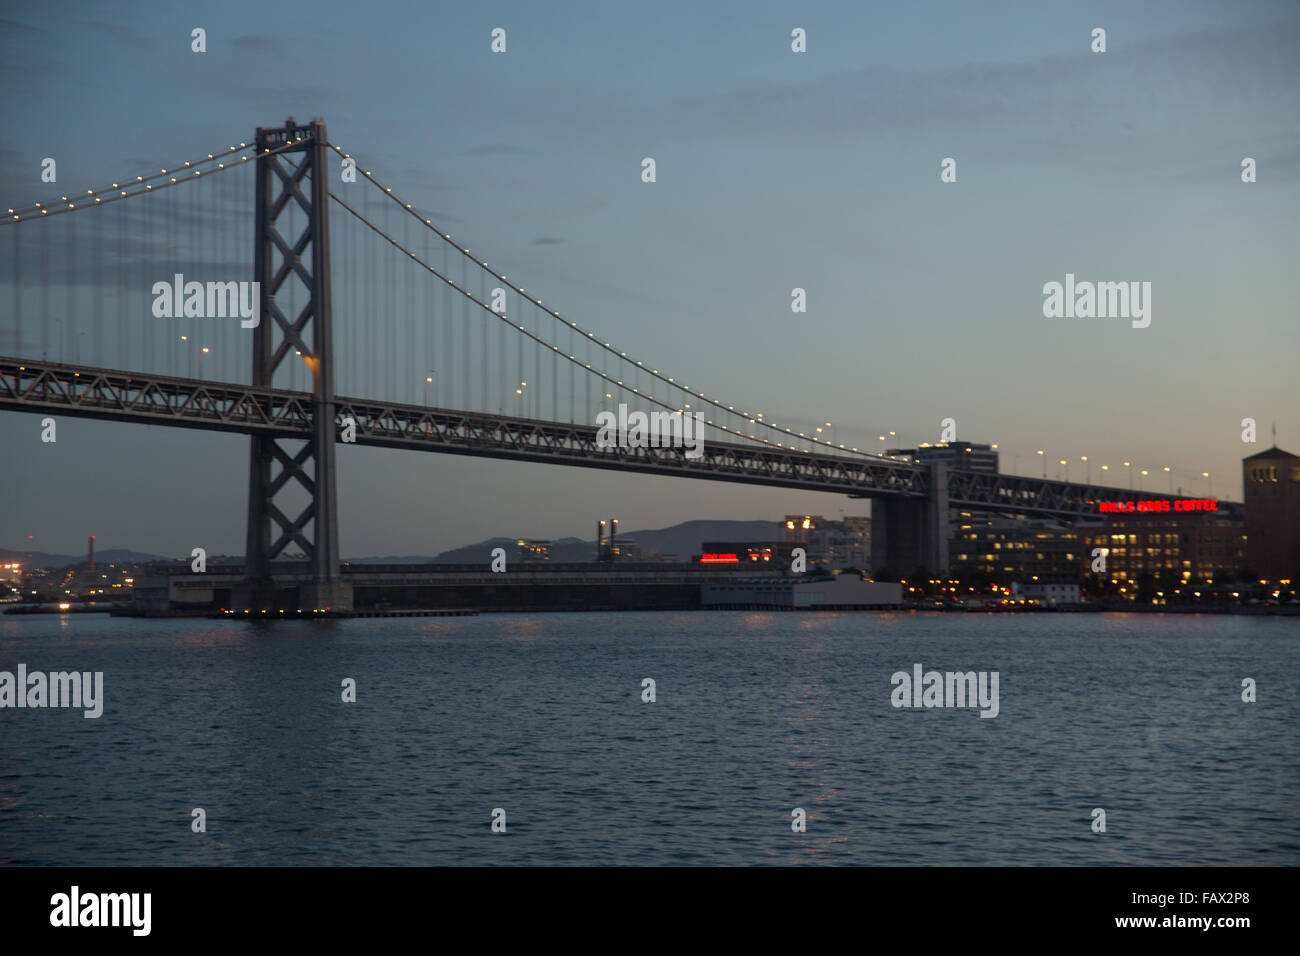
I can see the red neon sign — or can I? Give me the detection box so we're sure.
[1098,499,1218,514]
[700,553,740,563]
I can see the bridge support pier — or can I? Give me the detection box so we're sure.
[238,118,346,613]
[302,580,354,613]
[871,461,949,577]
[230,579,353,613]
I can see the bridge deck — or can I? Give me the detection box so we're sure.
[1,357,1233,518]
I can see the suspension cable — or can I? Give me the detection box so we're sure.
[3,140,305,225]
[325,140,882,458]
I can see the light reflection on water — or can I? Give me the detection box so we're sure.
[0,610,1296,865]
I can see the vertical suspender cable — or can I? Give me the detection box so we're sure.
[142,191,150,372]
[480,267,486,413]
[67,208,76,362]
[118,194,126,373]
[461,251,468,412]
[12,223,20,358]
[442,238,450,413]
[404,211,411,403]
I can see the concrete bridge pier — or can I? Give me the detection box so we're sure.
[302,580,354,613]
[870,461,950,576]
[230,578,354,613]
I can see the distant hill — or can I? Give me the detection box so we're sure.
[426,537,569,564]
[428,520,784,563]
[344,555,439,565]
[602,520,785,559]
[3,519,787,569]
[0,548,169,568]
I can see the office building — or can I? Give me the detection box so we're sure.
[950,513,1079,581]
[516,539,552,563]
[1077,504,1246,586]
[782,514,871,568]
[1243,445,1300,582]
[886,441,999,473]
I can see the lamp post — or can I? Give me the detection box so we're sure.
[181,335,191,377]
[198,346,210,380]
[1202,472,1213,496]
[1037,449,1045,478]
[1123,461,1132,490]
[1081,456,1090,483]
[1139,469,1149,490]
[424,374,434,407]
[1059,459,1069,482]
[1163,465,1172,493]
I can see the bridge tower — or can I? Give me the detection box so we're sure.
[870,461,950,578]
[237,118,352,612]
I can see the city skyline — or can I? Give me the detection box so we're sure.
[2,0,1298,558]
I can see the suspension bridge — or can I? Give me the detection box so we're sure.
[0,118,1217,610]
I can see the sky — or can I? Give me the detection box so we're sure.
[1,0,1298,559]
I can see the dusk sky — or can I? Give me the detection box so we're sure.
[2,0,1297,559]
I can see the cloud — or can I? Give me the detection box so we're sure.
[79,21,152,50]
[530,237,566,246]
[0,18,39,34]
[464,143,527,157]
[411,206,461,223]
[544,14,1300,163]
[232,34,279,53]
